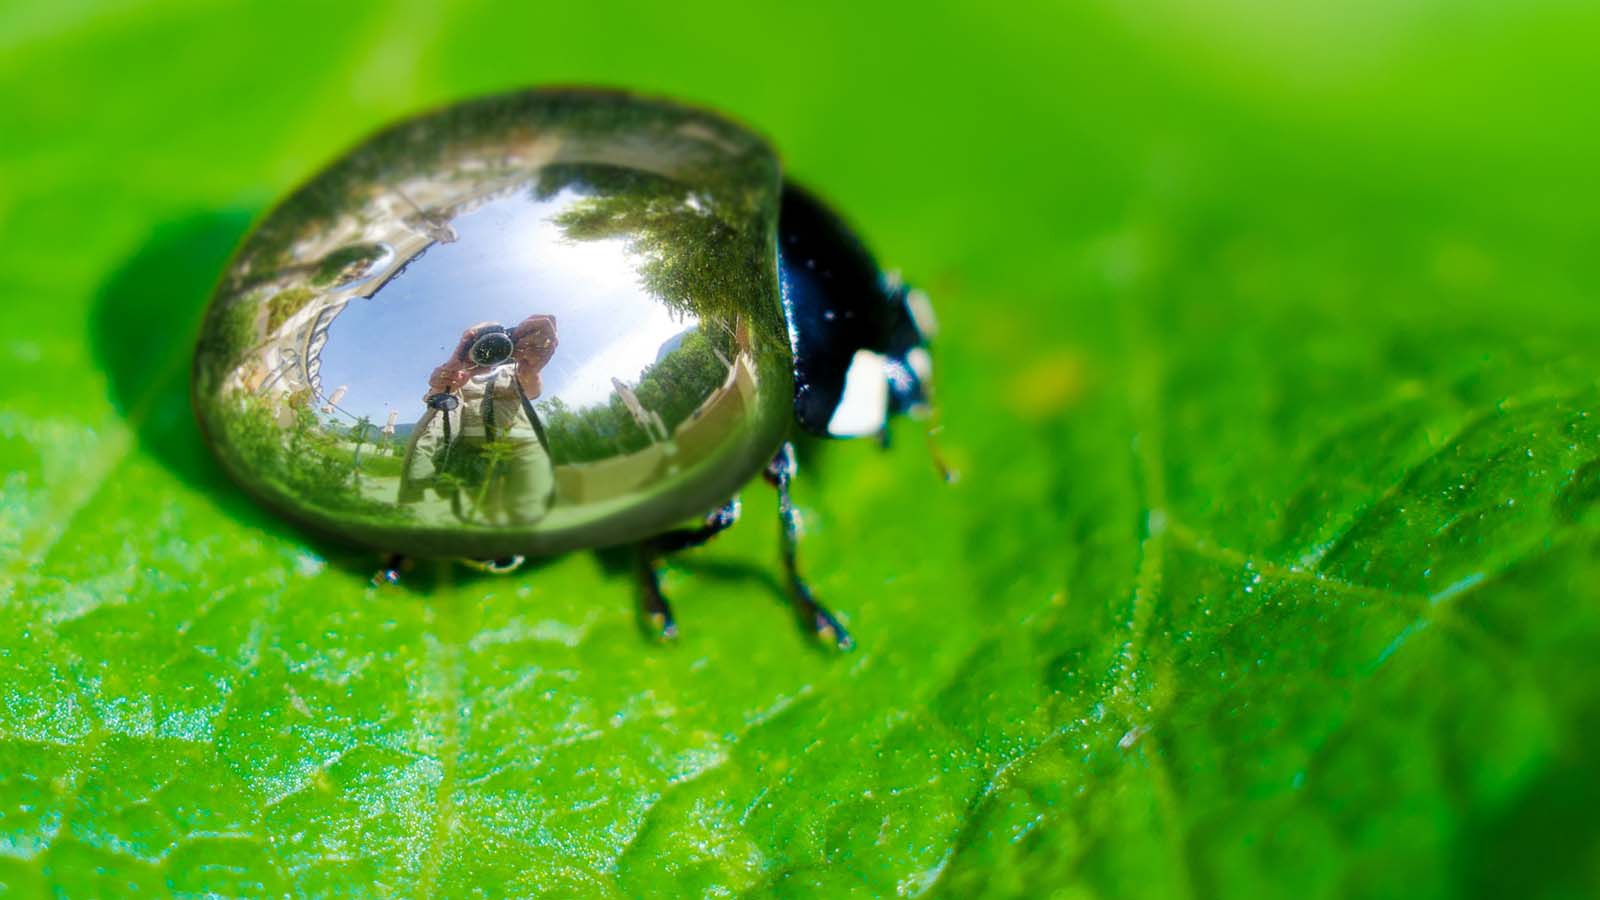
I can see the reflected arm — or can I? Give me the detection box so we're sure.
[511,314,559,400]
[399,407,444,502]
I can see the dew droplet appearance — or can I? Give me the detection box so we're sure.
[193,90,794,559]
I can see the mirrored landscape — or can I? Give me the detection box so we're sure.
[193,92,791,556]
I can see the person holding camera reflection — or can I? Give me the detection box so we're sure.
[399,315,559,525]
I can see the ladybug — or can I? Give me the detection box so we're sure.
[192,88,938,647]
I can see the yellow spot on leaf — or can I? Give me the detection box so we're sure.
[1006,351,1087,420]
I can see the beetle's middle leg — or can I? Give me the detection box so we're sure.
[764,442,853,650]
[635,498,742,640]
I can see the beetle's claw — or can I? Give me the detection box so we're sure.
[794,585,852,650]
[648,612,679,643]
[811,607,854,651]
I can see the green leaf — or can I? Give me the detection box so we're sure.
[4,2,1600,897]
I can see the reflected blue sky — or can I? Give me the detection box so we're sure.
[316,188,693,424]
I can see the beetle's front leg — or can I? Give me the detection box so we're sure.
[764,443,853,650]
[635,498,742,641]
[635,551,678,641]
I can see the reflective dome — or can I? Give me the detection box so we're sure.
[193,90,792,558]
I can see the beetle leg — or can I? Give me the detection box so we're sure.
[635,551,678,642]
[373,553,407,587]
[636,498,742,641]
[764,443,853,650]
[654,498,742,553]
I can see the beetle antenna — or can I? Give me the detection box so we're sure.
[924,421,957,484]
[908,343,956,483]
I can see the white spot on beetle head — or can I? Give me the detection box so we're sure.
[905,347,933,383]
[906,288,938,340]
[828,350,890,437]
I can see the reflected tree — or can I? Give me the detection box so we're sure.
[538,328,731,465]
[349,415,374,481]
[215,394,409,523]
[534,163,780,354]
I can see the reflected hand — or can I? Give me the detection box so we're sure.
[424,321,500,401]
[510,314,558,399]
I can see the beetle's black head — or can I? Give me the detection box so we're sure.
[778,183,937,440]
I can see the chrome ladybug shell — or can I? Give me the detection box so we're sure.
[193,89,793,559]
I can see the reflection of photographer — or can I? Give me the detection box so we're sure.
[399,315,560,525]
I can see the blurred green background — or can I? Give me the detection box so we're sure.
[4,1,1600,897]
